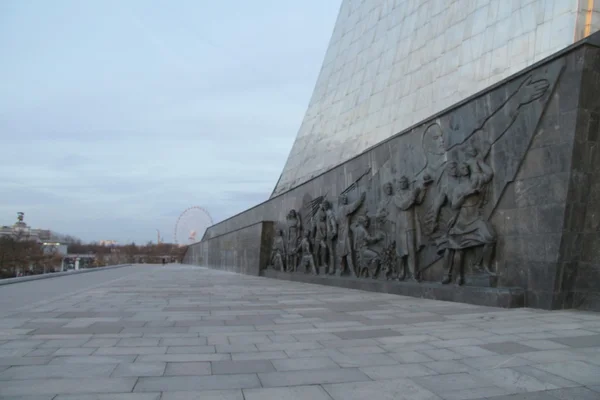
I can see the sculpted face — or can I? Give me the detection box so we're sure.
[459,163,470,177]
[383,183,393,195]
[340,195,348,205]
[399,176,409,190]
[423,124,445,156]
[447,161,459,177]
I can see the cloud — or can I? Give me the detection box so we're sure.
[0,0,342,243]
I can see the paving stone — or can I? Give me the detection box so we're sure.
[159,337,207,346]
[1,396,56,400]
[55,394,161,400]
[257,341,323,352]
[111,362,166,377]
[211,359,275,374]
[323,378,442,400]
[0,378,137,396]
[481,342,540,355]
[54,348,96,356]
[167,345,215,354]
[472,367,566,392]
[117,338,159,347]
[243,385,333,400]
[546,386,600,400]
[549,334,600,348]
[0,363,117,380]
[137,353,229,362]
[163,361,210,376]
[533,360,600,385]
[134,374,261,392]
[460,354,533,369]
[39,339,89,348]
[333,329,400,340]
[328,351,398,367]
[216,344,259,353]
[24,348,57,357]
[49,355,136,364]
[338,345,386,355]
[160,390,243,400]
[271,356,339,371]
[389,351,435,363]
[360,364,437,379]
[420,348,463,361]
[95,346,167,355]
[231,351,288,361]
[258,368,370,387]
[0,357,52,366]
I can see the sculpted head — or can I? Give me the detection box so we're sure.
[383,182,393,196]
[339,194,348,205]
[399,175,409,190]
[321,200,332,211]
[357,215,369,227]
[422,123,445,156]
[459,162,471,177]
[465,145,478,158]
[447,161,459,177]
[287,209,297,219]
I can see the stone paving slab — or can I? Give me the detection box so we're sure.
[0,264,599,398]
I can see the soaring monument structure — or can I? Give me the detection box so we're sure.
[273,0,600,196]
[185,0,600,311]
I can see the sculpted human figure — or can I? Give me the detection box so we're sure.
[313,206,328,268]
[430,158,496,285]
[417,76,549,186]
[294,229,318,274]
[394,175,431,281]
[321,200,337,273]
[270,229,286,271]
[375,182,398,279]
[286,209,301,272]
[353,215,384,278]
[332,192,366,277]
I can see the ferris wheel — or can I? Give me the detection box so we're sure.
[174,206,214,245]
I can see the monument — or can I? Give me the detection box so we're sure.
[185,0,600,311]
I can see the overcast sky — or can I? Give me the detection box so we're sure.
[0,0,341,244]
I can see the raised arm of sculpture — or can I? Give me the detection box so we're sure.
[465,76,549,157]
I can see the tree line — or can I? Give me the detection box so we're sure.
[0,234,188,279]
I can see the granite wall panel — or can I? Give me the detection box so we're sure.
[185,39,600,310]
[183,222,273,276]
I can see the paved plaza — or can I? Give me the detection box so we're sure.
[0,265,599,399]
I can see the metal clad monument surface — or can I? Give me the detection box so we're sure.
[273,0,600,195]
[185,1,600,311]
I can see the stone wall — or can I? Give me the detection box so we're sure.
[186,37,600,310]
[184,222,274,276]
[273,0,600,196]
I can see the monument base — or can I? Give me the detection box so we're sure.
[261,269,524,308]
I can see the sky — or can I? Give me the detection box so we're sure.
[0,0,342,244]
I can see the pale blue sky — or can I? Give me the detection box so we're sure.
[0,0,341,244]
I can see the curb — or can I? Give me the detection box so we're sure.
[0,264,132,286]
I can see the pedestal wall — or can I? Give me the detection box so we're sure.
[185,36,600,310]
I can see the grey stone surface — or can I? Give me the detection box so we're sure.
[164,362,211,376]
[211,360,275,374]
[184,36,600,313]
[1,265,599,399]
[244,386,334,400]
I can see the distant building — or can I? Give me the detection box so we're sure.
[0,212,52,242]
